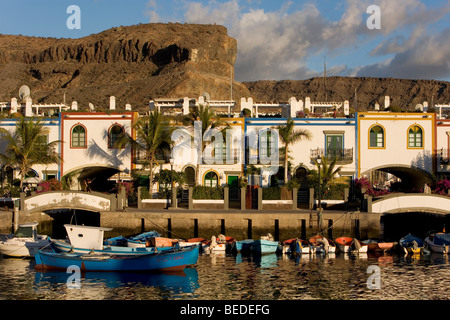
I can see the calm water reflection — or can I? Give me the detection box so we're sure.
[0,251,449,300]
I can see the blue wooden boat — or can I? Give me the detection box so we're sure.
[251,239,280,254]
[235,239,254,252]
[51,224,173,256]
[34,244,199,272]
[50,238,173,255]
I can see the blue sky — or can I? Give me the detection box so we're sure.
[1,0,449,82]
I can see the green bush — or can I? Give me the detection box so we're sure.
[262,187,281,200]
[322,183,349,200]
[192,186,224,200]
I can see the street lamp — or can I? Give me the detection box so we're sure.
[170,158,176,208]
[316,156,323,233]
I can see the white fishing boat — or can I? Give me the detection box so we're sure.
[425,232,450,254]
[0,222,50,257]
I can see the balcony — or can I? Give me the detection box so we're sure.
[310,148,354,164]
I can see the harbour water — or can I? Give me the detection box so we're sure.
[1,250,449,302]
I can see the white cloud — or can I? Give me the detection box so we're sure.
[174,0,450,81]
[145,0,162,23]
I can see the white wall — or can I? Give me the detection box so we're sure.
[358,113,435,176]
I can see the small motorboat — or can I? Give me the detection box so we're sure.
[424,232,450,254]
[309,235,336,254]
[362,239,395,253]
[0,222,50,258]
[235,239,254,253]
[282,239,312,255]
[202,235,235,253]
[399,234,424,255]
[250,234,280,254]
[126,230,163,248]
[35,244,200,272]
[335,237,368,254]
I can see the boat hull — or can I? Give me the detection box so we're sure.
[35,245,200,272]
[425,235,450,254]
[251,239,279,254]
[0,237,50,258]
[236,240,254,252]
[335,237,368,253]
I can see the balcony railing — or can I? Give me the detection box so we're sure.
[310,148,354,163]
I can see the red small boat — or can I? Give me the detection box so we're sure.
[335,237,368,253]
[362,239,394,253]
[309,235,336,253]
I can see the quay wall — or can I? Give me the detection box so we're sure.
[0,209,382,241]
[99,210,382,241]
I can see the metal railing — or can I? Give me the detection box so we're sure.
[310,148,354,162]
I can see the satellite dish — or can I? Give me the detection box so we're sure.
[415,104,423,112]
[19,85,31,100]
[202,92,211,102]
[88,103,95,111]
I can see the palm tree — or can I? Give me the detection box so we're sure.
[0,116,61,190]
[277,118,312,185]
[310,156,342,232]
[116,110,174,196]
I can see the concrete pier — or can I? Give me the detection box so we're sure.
[0,208,381,241]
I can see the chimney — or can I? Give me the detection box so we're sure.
[71,101,78,111]
[10,98,18,114]
[109,96,116,110]
[25,97,32,117]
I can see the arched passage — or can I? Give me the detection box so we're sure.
[62,165,124,192]
[361,164,434,192]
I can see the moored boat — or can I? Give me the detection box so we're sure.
[362,239,395,253]
[282,239,312,255]
[235,239,254,252]
[202,235,235,253]
[51,224,173,256]
[335,237,368,253]
[250,234,280,254]
[126,230,163,248]
[34,244,200,272]
[399,234,424,255]
[424,232,450,254]
[0,222,50,258]
[309,235,336,254]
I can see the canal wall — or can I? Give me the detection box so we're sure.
[0,208,382,241]
[99,209,382,241]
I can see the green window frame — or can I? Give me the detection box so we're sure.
[409,126,423,148]
[370,126,384,148]
[204,171,218,187]
[71,125,86,148]
[326,135,343,159]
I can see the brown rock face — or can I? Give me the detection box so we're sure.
[0,23,250,111]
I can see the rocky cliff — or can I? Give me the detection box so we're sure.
[0,23,250,111]
[244,77,450,111]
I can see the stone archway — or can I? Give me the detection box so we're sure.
[361,164,434,192]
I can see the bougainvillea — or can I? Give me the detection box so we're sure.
[36,179,63,193]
